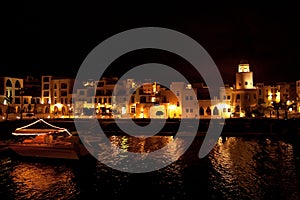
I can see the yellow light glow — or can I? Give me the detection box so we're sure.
[275,91,280,103]
[54,103,63,109]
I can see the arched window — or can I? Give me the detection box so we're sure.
[235,105,240,112]
[199,107,204,115]
[236,94,241,102]
[6,79,12,87]
[15,80,21,88]
[206,107,211,115]
[45,106,50,113]
[213,106,219,115]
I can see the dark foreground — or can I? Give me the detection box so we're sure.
[1,134,300,200]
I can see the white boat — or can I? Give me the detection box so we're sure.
[8,119,90,160]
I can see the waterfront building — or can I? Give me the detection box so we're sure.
[41,75,74,117]
[231,60,258,117]
[0,76,24,119]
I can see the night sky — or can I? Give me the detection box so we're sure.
[1,3,300,85]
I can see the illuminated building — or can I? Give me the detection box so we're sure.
[231,60,258,117]
[0,76,24,118]
[41,76,75,117]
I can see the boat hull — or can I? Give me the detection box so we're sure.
[8,143,80,160]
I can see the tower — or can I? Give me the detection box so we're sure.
[232,60,258,117]
[235,60,255,90]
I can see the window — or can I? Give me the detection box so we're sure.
[223,108,226,112]
[236,94,240,102]
[190,108,193,113]
[190,96,193,100]
[227,95,231,100]
[43,91,49,96]
[176,91,180,96]
[206,107,211,115]
[43,84,49,89]
[140,96,146,103]
[213,107,219,115]
[223,95,226,100]
[131,107,135,113]
[96,90,104,96]
[15,98,20,104]
[79,91,85,96]
[61,83,67,89]
[6,80,12,87]
[43,77,49,82]
[185,96,189,100]
[186,108,189,113]
[15,80,21,88]
[245,81,248,85]
[97,81,104,87]
[61,91,67,96]
[199,107,204,115]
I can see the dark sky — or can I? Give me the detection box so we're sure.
[1,3,300,85]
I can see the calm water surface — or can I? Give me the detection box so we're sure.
[1,135,300,200]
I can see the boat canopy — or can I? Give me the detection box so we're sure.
[12,119,72,136]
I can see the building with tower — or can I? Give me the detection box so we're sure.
[231,60,258,117]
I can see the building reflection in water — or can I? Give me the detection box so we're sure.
[10,162,78,199]
[208,136,299,199]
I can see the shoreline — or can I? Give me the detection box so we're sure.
[1,117,299,139]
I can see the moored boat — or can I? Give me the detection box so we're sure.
[8,119,90,160]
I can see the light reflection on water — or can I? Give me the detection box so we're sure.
[1,135,300,199]
[208,137,300,199]
[0,158,79,200]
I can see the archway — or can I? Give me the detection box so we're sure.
[45,106,50,114]
[54,106,58,115]
[206,106,211,115]
[62,107,66,115]
[199,107,204,116]
[213,106,219,115]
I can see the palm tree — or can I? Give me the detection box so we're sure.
[4,95,13,120]
[271,101,281,119]
[19,88,24,120]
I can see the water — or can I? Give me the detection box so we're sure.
[1,135,300,200]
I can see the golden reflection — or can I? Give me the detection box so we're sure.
[97,135,183,164]
[11,162,76,199]
[109,135,174,153]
